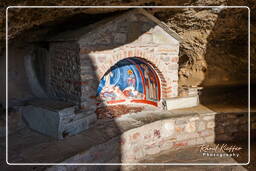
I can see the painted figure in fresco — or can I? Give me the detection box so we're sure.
[141,64,152,99]
[99,71,126,101]
[149,72,156,98]
[140,64,149,98]
[123,69,137,98]
[100,71,115,100]
[97,58,159,105]
[127,69,136,88]
[140,63,158,100]
[104,71,113,87]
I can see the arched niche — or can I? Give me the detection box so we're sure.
[96,57,161,107]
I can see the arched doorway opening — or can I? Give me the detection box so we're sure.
[96,57,161,107]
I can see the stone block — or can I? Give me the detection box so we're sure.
[166,95,199,110]
[203,115,215,121]
[62,113,96,137]
[176,132,198,141]
[199,129,214,137]
[185,121,196,133]
[189,116,199,121]
[167,64,179,70]
[206,121,215,129]
[175,125,185,133]
[160,120,175,138]
[143,143,161,156]
[197,121,206,131]
[175,118,187,125]
[22,101,96,139]
[153,26,179,46]
[141,33,153,43]
[159,138,174,151]
[196,137,206,145]
[22,105,60,138]
[187,138,197,146]
[173,141,188,148]
[204,135,215,143]
[133,144,145,160]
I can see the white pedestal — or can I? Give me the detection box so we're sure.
[166,95,199,110]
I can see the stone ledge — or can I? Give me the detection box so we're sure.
[22,100,96,139]
[46,105,217,165]
[166,95,199,110]
[10,104,252,168]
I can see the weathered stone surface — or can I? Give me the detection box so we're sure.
[214,112,251,142]
[206,121,215,129]
[204,135,215,143]
[197,121,206,131]
[203,115,215,121]
[22,105,60,138]
[48,42,81,104]
[166,95,199,110]
[185,121,196,133]
[176,132,198,141]
[22,100,96,139]
[42,9,181,108]
[158,138,174,151]
[6,105,254,167]
[160,120,175,138]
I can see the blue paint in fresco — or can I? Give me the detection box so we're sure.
[96,57,159,103]
[97,59,144,95]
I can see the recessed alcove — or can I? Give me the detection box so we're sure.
[96,57,161,107]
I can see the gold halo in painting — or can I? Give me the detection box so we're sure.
[127,69,133,75]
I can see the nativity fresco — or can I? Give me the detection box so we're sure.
[96,57,160,106]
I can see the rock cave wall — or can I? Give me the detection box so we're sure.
[0,0,255,106]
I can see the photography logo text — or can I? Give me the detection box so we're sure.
[199,144,242,158]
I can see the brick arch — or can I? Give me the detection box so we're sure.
[96,48,170,100]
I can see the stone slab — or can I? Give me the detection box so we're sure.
[22,100,96,139]
[166,95,199,110]
[22,105,60,138]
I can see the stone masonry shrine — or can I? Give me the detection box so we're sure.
[22,9,200,139]
[2,5,253,169]
[47,8,182,109]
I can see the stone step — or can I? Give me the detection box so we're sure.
[22,99,96,139]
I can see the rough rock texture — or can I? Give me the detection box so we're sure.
[156,7,251,86]
[0,0,255,104]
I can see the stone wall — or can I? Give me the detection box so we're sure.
[78,12,180,108]
[44,110,254,168]
[120,112,254,162]
[120,113,215,162]
[215,112,254,142]
[45,112,216,168]
[48,42,81,104]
